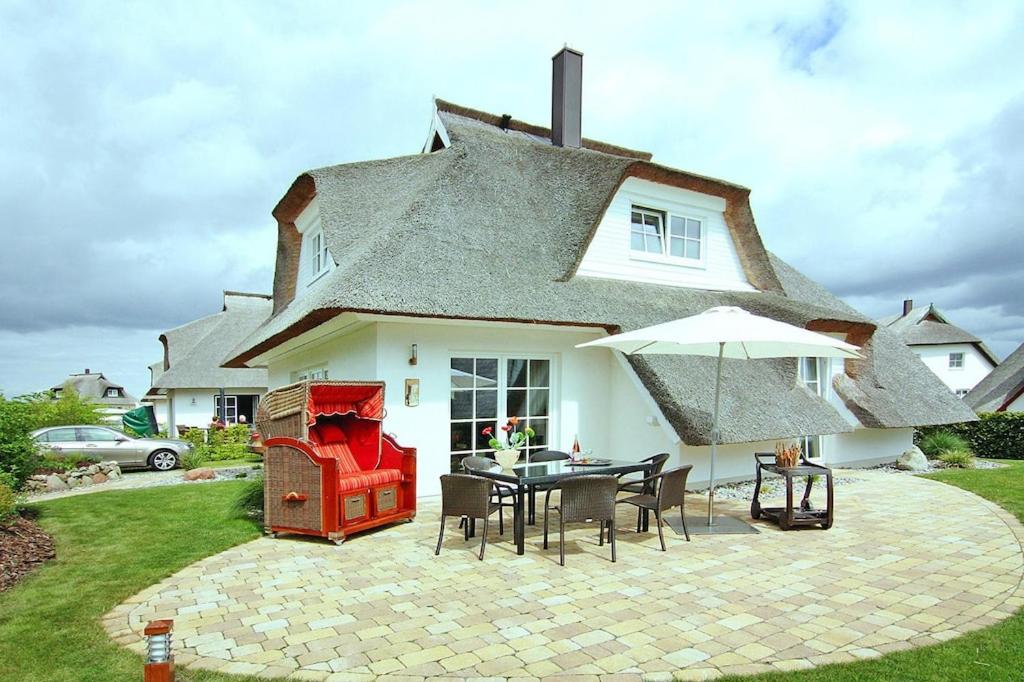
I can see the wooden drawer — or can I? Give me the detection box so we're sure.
[374,485,399,515]
[341,491,369,524]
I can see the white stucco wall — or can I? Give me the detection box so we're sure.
[914,344,993,394]
[168,388,265,432]
[263,318,914,497]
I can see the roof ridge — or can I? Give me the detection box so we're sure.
[434,98,653,161]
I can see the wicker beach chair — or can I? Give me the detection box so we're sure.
[543,474,618,566]
[255,381,416,544]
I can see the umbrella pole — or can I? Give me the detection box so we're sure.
[708,342,724,526]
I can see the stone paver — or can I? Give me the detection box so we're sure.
[104,471,1024,679]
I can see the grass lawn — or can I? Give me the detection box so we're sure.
[722,459,1024,682]
[0,482,264,682]
[1,462,1021,681]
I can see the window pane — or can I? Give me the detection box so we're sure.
[45,428,76,442]
[508,359,528,387]
[529,360,550,387]
[630,232,645,251]
[669,237,684,257]
[476,389,497,419]
[529,389,549,417]
[644,233,663,253]
[684,240,700,259]
[669,215,685,238]
[450,390,473,420]
[476,358,498,387]
[528,419,548,448]
[82,428,118,441]
[506,389,527,418]
[631,211,642,225]
[686,218,701,239]
[451,358,474,388]
[450,422,473,452]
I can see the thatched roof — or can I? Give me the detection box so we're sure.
[880,304,999,366]
[967,342,1024,412]
[224,101,975,444]
[51,371,136,407]
[151,292,271,392]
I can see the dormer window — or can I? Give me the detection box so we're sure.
[106,388,119,398]
[630,205,703,263]
[309,229,329,282]
[949,352,964,369]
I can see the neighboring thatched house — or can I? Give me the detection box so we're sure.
[967,342,1024,412]
[879,300,999,397]
[146,291,271,435]
[223,48,974,493]
[51,369,137,422]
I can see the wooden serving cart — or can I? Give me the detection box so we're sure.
[255,381,416,544]
[751,452,833,530]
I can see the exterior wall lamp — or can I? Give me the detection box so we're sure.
[144,619,174,681]
[409,344,418,366]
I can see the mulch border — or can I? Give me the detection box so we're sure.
[0,514,56,592]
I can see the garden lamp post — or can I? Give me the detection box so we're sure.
[144,619,174,682]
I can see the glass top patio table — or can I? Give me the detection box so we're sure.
[470,458,650,555]
[471,458,649,486]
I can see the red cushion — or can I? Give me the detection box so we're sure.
[337,469,401,493]
[316,441,362,475]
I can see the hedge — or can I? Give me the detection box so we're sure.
[916,412,1024,460]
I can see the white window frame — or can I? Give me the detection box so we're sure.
[308,228,330,285]
[797,357,829,461]
[955,389,970,398]
[629,203,706,267]
[105,388,119,398]
[948,352,965,369]
[291,365,329,382]
[214,394,238,424]
[448,352,559,470]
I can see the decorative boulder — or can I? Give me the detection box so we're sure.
[92,473,108,484]
[896,446,929,472]
[45,475,69,492]
[183,468,216,481]
[78,475,93,486]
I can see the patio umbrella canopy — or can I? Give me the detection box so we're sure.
[577,306,862,529]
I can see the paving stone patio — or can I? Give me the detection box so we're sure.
[104,470,1024,680]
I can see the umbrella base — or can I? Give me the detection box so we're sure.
[666,515,760,536]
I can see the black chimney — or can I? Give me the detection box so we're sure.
[902,299,913,316]
[551,47,583,148]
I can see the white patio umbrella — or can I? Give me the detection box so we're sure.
[576,306,862,527]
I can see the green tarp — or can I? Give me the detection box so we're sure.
[122,405,157,437]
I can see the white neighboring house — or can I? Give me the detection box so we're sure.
[222,49,975,496]
[146,291,272,436]
[879,300,999,398]
[967,342,1024,413]
[50,369,137,423]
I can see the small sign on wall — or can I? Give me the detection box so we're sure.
[404,379,420,407]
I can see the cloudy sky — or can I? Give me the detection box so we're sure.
[1,1,1022,398]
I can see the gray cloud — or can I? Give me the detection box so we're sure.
[1,0,1022,396]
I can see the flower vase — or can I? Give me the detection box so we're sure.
[494,449,520,470]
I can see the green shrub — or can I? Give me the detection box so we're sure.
[0,480,18,525]
[230,474,264,519]
[938,449,976,468]
[919,431,970,459]
[917,412,1024,459]
[180,448,206,471]
[36,454,100,474]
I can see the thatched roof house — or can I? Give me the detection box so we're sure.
[223,49,974,488]
[51,369,136,410]
[148,291,271,432]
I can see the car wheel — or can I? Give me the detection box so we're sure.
[149,450,178,471]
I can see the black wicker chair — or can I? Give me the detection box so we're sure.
[543,474,618,566]
[436,474,505,560]
[616,465,693,550]
[461,455,516,536]
[527,450,570,525]
[618,452,671,531]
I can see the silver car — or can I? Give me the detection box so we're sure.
[31,425,192,471]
